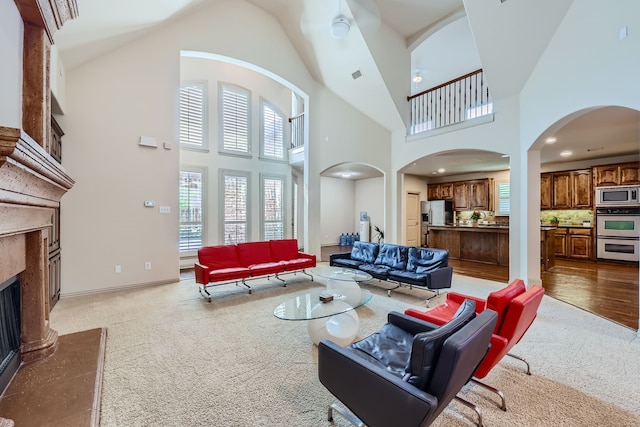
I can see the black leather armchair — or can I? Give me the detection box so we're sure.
[318,300,497,427]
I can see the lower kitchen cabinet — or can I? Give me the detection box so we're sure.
[553,226,593,260]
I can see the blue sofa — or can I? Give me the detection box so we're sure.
[329,241,452,304]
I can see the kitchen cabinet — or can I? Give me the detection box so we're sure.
[540,174,552,209]
[553,228,568,258]
[428,182,454,200]
[568,228,593,260]
[572,169,593,207]
[593,162,640,187]
[553,226,594,260]
[541,169,592,210]
[428,225,508,265]
[469,179,493,210]
[552,172,572,209]
[453,182,469,210]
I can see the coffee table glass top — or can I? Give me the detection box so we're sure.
[273,288,372,321]
[310,265,373,282]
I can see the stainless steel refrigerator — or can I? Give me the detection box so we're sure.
[421,200,453,226]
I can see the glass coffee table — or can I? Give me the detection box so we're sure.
[273,287,372,347]
[310,265,373,283]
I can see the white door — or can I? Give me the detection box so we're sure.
[406,193,420,246]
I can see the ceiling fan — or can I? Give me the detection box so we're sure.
[300,0,380,40]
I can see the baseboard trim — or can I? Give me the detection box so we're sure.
[59,278,179,299]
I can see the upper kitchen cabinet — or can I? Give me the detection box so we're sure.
[541,169,592,210]
[427,182,454,200]
[468,179,493,210]
[453,182,469,210]
[540,173,552,209]
[593,162,640,187]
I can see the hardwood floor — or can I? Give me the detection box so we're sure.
[321,245,639,330]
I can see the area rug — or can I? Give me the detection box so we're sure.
[50,273,640,426]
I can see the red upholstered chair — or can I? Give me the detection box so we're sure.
[404,279,545,413]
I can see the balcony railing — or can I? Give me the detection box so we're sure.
[289,112,305,149]
[407,69,492,135]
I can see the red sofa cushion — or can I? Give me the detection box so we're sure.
[249,263,285,276]
[198,245,240,270]
[269,239,300,261]
[209,267,251,283]
[280,257,315,271]
[237,241,273,267]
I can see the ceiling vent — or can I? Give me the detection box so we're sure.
[352,70,362,80]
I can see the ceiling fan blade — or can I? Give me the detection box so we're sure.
[347,0,380,32]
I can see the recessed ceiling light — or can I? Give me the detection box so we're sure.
[341,173,351,178]
[501,154,510,158]
[560,150,572,157]
[412,72,422,83]
[437,168,445,173]
[545,137,557,144]
[432,172,437,175]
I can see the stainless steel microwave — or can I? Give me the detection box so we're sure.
[595,185,640,207]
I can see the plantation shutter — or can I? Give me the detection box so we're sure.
[179,171,203,252]
[224,173,248,244]
[263,176,284,240]
[179,83,205,146]
[221,86,250,153]
[496,181,510,215]
[262,103,284,159]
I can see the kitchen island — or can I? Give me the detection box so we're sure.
[428,224,509,266]
[429,224,561,270]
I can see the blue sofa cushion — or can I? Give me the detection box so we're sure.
[359,263,391,279]
[350,241,380,264]
[406,247,448,274]
[388,269,428,286]
[374,244,408,269]
[332,258,364,269]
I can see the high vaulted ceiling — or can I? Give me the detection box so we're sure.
[53,0,639,179]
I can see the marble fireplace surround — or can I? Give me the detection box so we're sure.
[0,126,74,422]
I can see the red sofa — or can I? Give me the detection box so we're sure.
[195,239,316,301]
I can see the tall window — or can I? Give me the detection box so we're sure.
[292,181,298,240]
[262,174,285,240]
[260,99,286,161]
[222,170,250,244]
[495,180,510,216]
[179,169,204,252]
[219,84,250,155]
[179,82,206,149]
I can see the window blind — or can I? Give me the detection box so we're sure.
[262,102,284,159]
[223,173,248,244]
[221,86,250,153]
[179,170,203,252]
[496,181,510,215]
[263,176,284,240]
[180,83,205,146]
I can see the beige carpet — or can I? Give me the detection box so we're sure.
[51,271,640,426]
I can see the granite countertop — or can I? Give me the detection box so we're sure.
[542,223,594,228]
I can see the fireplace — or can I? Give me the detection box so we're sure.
[0,127,74,424]
[0,276,20,394]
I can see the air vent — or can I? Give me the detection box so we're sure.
[352,70,362,80]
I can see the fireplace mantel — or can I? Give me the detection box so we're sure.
[0,125,74,364]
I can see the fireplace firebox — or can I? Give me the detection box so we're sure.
[0,275,21,394]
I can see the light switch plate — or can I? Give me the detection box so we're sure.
[159,206,171,214]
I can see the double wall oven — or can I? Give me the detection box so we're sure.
[596,186,640,261]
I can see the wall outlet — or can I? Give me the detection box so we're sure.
[115,265,121,273]
[159,205,171,214]
[144,261,151,270]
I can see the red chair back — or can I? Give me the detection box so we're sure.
[485,279,526,333]
[497,285,545,346]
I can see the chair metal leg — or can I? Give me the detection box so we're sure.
[471,378,507,411]
[454,396,484,427]
[327,403,366,427]
[506,352,531,375]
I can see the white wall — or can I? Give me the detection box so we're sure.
[320,177,355,246]
[354,177,385,239]
[0,0,23,128]
[180,57,293,246]
[58,0,393,294]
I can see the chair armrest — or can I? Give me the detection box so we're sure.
[194,262,210,285]
[387,311,440,335]
[298,252,316,263]
[426,266,453,290]
[447,292,488,311]
[329,251,352,262]
[473,334,509,379]
[319,340,437,426]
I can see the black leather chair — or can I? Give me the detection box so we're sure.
[318,300,497,427]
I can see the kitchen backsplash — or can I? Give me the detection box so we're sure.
[540,209,594,225]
